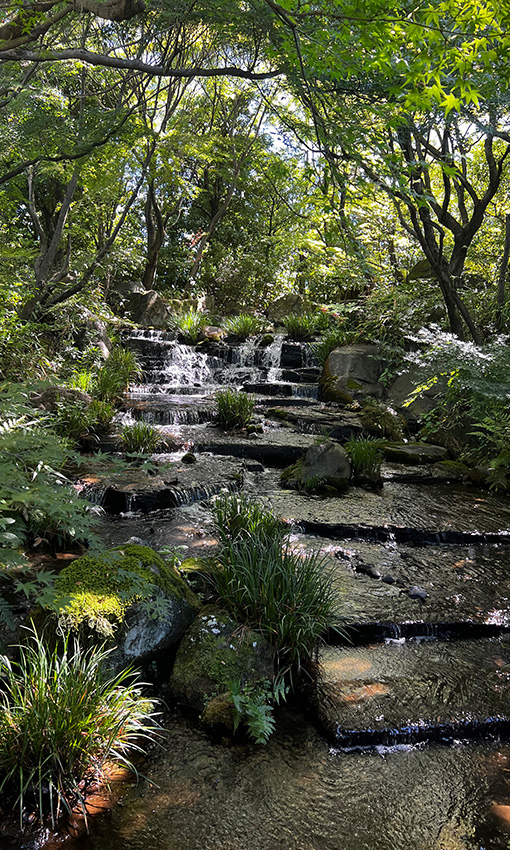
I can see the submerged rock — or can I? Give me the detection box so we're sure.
[383,443,448,465]
[168,608,275,717]
[282,439,351,493]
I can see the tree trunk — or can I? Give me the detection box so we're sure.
[496,214,510,332]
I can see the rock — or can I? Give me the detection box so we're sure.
[196,293,215,313]
[382,443,448,465]
[387,368,447,426]
[266,293,309,323]
[167,297,196,314]
[300,440,351,490]
[354,564,382,580]
[110,279,146,295]
[201,693,236,732]
[324,345,385,399]
[74,318,112,359]
[33,386,92,412]
[469,466,491,485]
[200,325,225,342]
[125,290,170,329]
[181,452,197,464]
[354,469,384,491]
[168,608,275,714]
[50,544,200,669]
[407,585,429,602]
[382,574,396,584]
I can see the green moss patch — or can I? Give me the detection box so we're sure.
[55,544,193,636]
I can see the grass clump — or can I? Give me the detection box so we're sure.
[311,328,347,366]
[215,388,255,430]
[223,314,264,340]
[281,313,320,341]
[0,629,158,828]
[172,310,207,344]
[120,421,161,454]
[92,347,142,403]
[211,492,285,546]
[208,494,340,675]
[345,436,383,477]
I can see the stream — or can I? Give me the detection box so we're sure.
[12,329,510,850]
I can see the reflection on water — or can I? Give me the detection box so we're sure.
[51,711,510,850]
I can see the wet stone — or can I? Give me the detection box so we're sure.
[316,637,510,747]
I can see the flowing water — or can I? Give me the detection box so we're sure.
[9,330,510,850]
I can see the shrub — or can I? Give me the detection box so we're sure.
[172,310,207,344]
[311,328,347,366]
[0,384,100,566]
[345,436,383,477]
[209,534,339,674]
[210,492,285,546]
[281,313,320,341]
[0,629,158,827]
[120,421,161,454]
[215,388,255,430]
[93,347,141,402]
[223,314,265,340]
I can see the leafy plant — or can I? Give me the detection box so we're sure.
[0,384,101,564]
[172,310,207,344]
[227,677,288,744]
[53,399,116,443]
[345,436,383,477]
[0,629,159,828]
[210,492,285,546]
[120,422,161,454]
[311,328,347,366]
[208,533,340,674]
[215,388,255,430]
[281,313,320,341]
[92,346,142,402]
[358,397,404,440]
[223,314,264,340]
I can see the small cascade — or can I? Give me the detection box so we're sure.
[263,334,285,382]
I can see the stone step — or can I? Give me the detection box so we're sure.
[243,381,318,399]
[316,637,510,748]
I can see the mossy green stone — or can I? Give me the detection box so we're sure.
[55,544,196,634]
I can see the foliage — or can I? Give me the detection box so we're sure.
[53,399,116,443]
[215,388,255,430]
[0,629,158,828]
[345,436,383,477]
[311,328,347,367]
[227,676,288,744]
[357,397,404,441]
[120,422,161,454]
[223,314,265,340]
[92,347,142,403]
[0,384,100,565]
[210,492,285,546]
[53,544,184,637]
[281,313,321,341]
[172,311,208,344]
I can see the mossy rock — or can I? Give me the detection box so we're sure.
[50,544,200,665]
[168,607,274,714]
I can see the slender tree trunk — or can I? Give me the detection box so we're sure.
[496,214,510,332]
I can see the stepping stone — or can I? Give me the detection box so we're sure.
[383,443,448,464]
[316,638,510,747]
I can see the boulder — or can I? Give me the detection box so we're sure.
[125,290,170,329]
[200,325,226,342]
[387,367,447,426]
[324,345,385,399]
[282,440,351,492]
[196,293,215,313]
[51,544,199,670]
[168,608,274,714]
[33,385,92,412]
[266,293,308,323]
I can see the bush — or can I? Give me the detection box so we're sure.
[281,313,320,341]
[172,310,207,344]
[311,328,347,366]
[53,399,116,443]
[120,421,161,454]
[0,384,100,567]
[93,346,141,403]
[215,388,255,430]
[345,436,383,477]
[0,629,158,828]
[209,534,339,674]
[210,492,285,546]
[223,314,265,340]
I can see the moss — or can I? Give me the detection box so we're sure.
[55,544,196,635]
[358,398,405,441]
[169,608,274,712]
